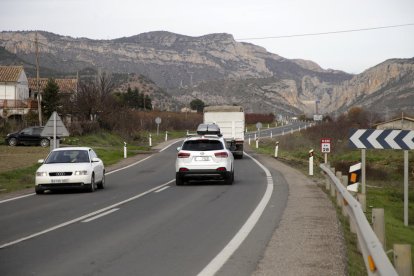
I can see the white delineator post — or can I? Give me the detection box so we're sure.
[149,133,152,147]
[309,149,314,176]
[165,131,168,142]
[123,142,127,158]
[274,141,279,158]
[255,138,259,149]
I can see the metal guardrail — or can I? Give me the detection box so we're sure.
[320,163,398,276]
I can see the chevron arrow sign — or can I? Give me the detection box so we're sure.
[349,129,414,150]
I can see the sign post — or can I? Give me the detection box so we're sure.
[155,117,162,136]
[256,122,262,138]
[349,128,414,225]
[321,138,331,164]
[41,111,69,151]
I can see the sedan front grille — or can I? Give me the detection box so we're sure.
[49,172,72,176]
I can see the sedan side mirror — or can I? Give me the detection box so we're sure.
[38,159,44,164]
[91,157,100,163]
[176,147,181,151]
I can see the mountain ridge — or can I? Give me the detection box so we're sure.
[0,30,412,117]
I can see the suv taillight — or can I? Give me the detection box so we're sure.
[178,152,190,158]
[214,152,228,158]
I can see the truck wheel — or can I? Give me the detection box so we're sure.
[235,153,243,159]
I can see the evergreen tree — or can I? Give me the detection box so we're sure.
[42,78,60,119]
[144,94,152,110]
[190,98,205,113]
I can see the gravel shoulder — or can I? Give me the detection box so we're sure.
[251,151,347,276]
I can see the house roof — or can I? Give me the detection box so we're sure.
[0,66,24,82]
[374,116,414,126]
[28,78,78,94]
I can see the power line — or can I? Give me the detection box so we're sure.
[236,23,414,41]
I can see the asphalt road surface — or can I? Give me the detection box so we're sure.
[0,141,289,276]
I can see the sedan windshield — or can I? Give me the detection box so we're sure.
[182,140,224,151]
[45,150,90,164]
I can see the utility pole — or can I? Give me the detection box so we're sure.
[35,32,42,126]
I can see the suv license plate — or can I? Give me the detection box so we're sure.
[195,156,209,161]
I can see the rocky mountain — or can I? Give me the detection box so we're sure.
[0,30,412,117]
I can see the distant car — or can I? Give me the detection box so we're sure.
[175,124,234,185]
[35,147,105,194]
[5,126,50,147]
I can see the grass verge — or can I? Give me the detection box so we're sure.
[0,130,185,194]
[251,135,414,273]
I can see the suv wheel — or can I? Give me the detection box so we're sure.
[40,138,50,147]
[8,138,18,146]
[176,174,184,186]
[225,171,234,185]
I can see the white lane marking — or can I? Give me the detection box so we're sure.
[82,208,120,223]
[197,152,274,276]
[0,193,35,204]
[0,179,175,249]
[155,186,170,193]
[0,140,182,204]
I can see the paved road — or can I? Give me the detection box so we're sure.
[0,137,345,275]
[246,121,310,140]
[0,141,288,276]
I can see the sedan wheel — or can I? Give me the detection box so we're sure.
[88,175,96,192]
[40,138,50,147]
[97,173,105,189]
[8,138,17,146]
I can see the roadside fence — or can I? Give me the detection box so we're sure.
[320,163,412,276]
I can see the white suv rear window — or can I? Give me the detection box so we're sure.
[182,140,224,151]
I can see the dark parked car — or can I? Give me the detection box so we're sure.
[5,126,50,147]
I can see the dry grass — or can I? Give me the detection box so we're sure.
[0,145,49,173]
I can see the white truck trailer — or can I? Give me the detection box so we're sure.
[203,105,245,159]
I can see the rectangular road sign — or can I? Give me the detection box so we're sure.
[349,129,414,150]
[321,138,331,153]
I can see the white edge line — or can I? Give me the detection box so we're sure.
[0,179,175,249]
[82,208,120,223]
[159,139,184,152]
[0,193,35,204]
[197,152,274,276]
[155,186,170,193]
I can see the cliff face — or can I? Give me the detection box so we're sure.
[0,31,412,117]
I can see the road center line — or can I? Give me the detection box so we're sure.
[82,208,120,223]
[0,179,175,249]
[197,152,274,276]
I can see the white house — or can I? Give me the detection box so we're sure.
[0,66,33,119]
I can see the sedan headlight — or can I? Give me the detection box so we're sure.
[36,172,48,177]
[74,170,88,176]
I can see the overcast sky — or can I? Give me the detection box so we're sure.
[1,0,413,74]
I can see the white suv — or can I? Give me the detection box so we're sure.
[175,130,234,185]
